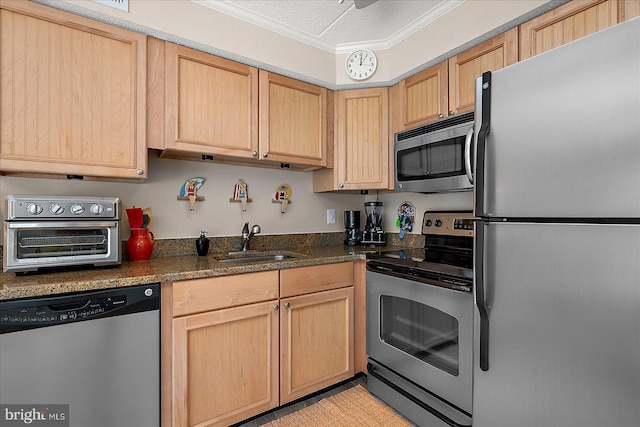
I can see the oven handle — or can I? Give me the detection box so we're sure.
[367,362,472,427]
[475,221,490,371]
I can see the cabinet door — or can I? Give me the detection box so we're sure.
[259,71,327,169]
[173,301,279,427]
[164,43,259,160]
[519,0,622,60]
[280,287,354,404]
[0,1,147,179]
[394,61,448,130]
[448,28,518,115]
[329,87,389,191]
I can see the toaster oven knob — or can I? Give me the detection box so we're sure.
[90,204,105,215]
[26,203,43,215]
[70,204,85,215]
[49,203,64,215]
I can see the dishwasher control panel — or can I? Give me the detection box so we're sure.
[0,295,127,325]
[0,284,159,334]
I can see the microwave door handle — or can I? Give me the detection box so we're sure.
[464,127,474,184]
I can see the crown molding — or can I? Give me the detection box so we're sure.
[194,0,464,54]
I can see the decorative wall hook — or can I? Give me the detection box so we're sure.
[229,179,252,212]
[177,177,205,211]
[272,183,292,213]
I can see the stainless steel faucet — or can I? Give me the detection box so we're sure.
[241,222,261,251]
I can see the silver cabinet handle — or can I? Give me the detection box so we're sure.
[252,151,258,157]
[438,113,444,119]
[338,183,344,189]
[263,152,269,158]
[136,169,144,175]
[273,304,279,311]
[284,302,290,308]
[449,110,455,116]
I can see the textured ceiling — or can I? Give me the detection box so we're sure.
[194,0,464,53]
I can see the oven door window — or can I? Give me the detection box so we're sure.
[380,295,459,376]
[16,228,110,259]
[396,136,465,181]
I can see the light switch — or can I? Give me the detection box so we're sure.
[327,209,336,224]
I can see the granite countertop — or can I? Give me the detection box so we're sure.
[0,245,383,301]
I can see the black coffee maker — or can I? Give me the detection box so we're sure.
[361,201,386,245]
[343,210,362,246]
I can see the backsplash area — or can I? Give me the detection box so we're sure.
[1,153,472,243]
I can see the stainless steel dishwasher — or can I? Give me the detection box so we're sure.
[0,284,160,427]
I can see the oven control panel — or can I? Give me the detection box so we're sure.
[5,195,120,220]
[422,211,474,237]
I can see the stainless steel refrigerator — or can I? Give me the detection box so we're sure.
[473,17,640,427]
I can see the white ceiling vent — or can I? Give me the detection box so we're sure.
[90,0,129,12]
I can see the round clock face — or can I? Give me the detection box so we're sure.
[345,49,377,81]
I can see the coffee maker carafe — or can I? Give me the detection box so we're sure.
[343,210,362,246]
[361,201,386,245]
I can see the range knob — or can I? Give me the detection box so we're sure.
[49,203,65,215]
[70,204,85,215]
[435,220,443,227]
[90,204,105,215]
[425,219,433,227]
[26,203,44,215]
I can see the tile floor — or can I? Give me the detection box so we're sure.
[234,374,415,427]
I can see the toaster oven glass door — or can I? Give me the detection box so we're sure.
[5,221,120,271]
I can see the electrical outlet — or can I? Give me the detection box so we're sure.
[327,209,336,224]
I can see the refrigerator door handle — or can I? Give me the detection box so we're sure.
[475,222,490,371]
[464,127,474,184]
[474,71,492,217]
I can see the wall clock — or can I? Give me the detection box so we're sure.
[345,49,377,81]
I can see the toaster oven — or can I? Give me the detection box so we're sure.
[3,195,121,274]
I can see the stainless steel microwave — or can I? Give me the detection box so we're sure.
[394,112,474,193]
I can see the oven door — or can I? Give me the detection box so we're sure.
[366,268,473,414]
[3,221,121,273]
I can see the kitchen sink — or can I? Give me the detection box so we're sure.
[214,251,303,264]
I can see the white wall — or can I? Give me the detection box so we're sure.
[0,154,365,240]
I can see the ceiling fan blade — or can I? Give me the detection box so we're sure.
[354,0,377,9]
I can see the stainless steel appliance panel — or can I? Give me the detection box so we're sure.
[367,270,473,414]
[474,222,640,427]
[474,18,640,219]
[0,285,160,427]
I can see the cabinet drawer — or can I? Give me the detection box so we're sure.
[172,271,279,317]
[280,262,353,298]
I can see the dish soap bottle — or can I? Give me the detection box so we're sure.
[196,231,210,256]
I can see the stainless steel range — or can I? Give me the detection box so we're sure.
[366,211,473,427]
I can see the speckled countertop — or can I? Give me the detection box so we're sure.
[0,233,424,301]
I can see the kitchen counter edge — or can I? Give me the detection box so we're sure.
[0,246,403,301]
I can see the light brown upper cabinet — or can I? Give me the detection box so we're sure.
[259,71,328,169]
[313,87,389,191]
[0,0,147,179]
[148,42,327,170]
[394,61,449,131]
[448,28,519,115]
[148,40,260,162]
[519,0,636,60]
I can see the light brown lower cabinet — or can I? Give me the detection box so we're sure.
[165,263,357,427]
[280,286,354,404]
[172,301,280,427]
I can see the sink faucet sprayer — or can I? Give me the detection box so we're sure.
[241,222,261,251]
